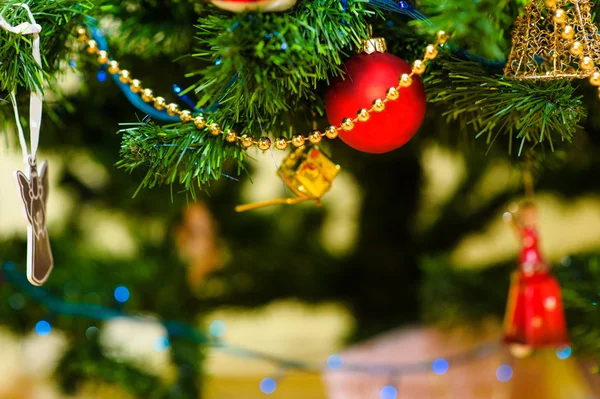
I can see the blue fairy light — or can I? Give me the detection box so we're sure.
[380,385,398,399]
[259,377,277,394]
[556,346,572,360]
[327,354,343,370]
[35,320,51,336]
[114,286,130,303]
[215,57,223,66]
[496,365,513,382]
[97,70,107,82]
[209,320,226,337]
[154,336,170,352]
[281,43,288,50]
[432,358,449,375]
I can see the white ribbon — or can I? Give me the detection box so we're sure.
[1,3,43,163]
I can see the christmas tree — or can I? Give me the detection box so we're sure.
[1,0,600,397]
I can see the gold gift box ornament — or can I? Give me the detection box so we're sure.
[235,146,341,212]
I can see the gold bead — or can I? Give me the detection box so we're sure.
[341,118,355,131]
[325,126,338,139]
[399,73,413,87]
[225,129,237,143]
[258,137,272,151]
[107,60,119,74]
[119,70,131,84]
[372,98,385,112]
[86,40,98,54]
[241,135,254,148]
[545,0,557,8]
[167,103,179,116]
[209,123,221,136]
[553,9,567,24]
[570,41,583,56]
[154,96,166,110]
[424,44,438,60]
[357,108,370,122]
[76,27,87,38]
[97,50,109,64]
[180,110,193,123]
[590,71,600,86]
[580,56,594,71]
[130,79,142,93]
[275,137,288,150]
[561,25,575,40]
[141,88,154,102]
[386,87,400,101]
[309,130,322,144]
[436,30,449,45]
[292,135,305,147]
[412,60,426,75]
[194,115,206,129]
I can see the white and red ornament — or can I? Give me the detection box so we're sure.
[209,0,297,12]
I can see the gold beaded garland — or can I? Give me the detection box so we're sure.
[386,87,400,101]
[258,137,271,151]
[424,45,438,60]
[107,61,120,74]
[154,96,166,110]
[225,129,238,143]
[77,27,446,152]
[119,70,131,84]
[580,56,594,71]
[292,135,306,147]
[372,98,385,112]
[357,109,370,122]
[309,131,322,143]
[554,9,567,24]
[141,88,154,102]
[399,74,412,87]
[590,72,600,86]
[241,135,254,148]
[341,118,355,131]
[130,79,142,93]
[545,0,557,7]
[209,123,221,136]
[275,137,288,150]
[412,60,426,75]
[325,126,339,139]
[561,25,575,40]
[180,110,193,123]
[97,50,109,64]
[167,103,179,116]
[570,41,583,56]
[194,115,207,129]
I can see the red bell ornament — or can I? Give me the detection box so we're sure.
[209,0,297,12]
[325,36,427,154]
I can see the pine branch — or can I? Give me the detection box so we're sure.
[0,0,94,94]
[426,59,585,156]
[413,0,527,60]
[118,120,247,197]
[187,0,376,138]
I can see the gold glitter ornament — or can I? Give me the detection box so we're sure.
[504,0,600,80]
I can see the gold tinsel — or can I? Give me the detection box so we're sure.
[504,0,600,80]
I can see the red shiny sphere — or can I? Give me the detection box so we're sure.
[325,52,426,154]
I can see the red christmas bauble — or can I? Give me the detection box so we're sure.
[325,52,426,154]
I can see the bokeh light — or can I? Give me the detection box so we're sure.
[209,320,226,337]
[8,293,25,310]
[496,364,513,382]
[556,345,572,360]
[328,354,343,370]
[35,320,51,336]
[259,377,277,394]
[432,358,449,375]
[154,336,170,352]
[114,286,130,303]
[85,326,99,340]
[380,385,397,399]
